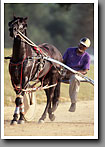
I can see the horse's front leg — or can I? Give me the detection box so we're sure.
[18,93,25,124]
[10,77,28,125]
[18,77,29,124]
[10,94,24,125]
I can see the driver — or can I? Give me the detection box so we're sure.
[63,37,91,112]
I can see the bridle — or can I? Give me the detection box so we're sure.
[9,18,27,39]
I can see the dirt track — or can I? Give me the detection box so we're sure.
[4,100,94,137]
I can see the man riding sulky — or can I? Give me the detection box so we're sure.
[63,37,91,112]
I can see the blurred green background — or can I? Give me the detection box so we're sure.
[4,3,94,106]
[4,3,94,55]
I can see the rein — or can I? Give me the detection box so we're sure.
[17,31,48,57]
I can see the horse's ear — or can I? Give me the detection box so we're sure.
[8,22,11,27]
[13,15,17,20]
[24,17,28,20]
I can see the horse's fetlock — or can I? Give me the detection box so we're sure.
[19,112,25,121]
[49,113,55,121]
[13,113,18,121]
[48,108,52,114]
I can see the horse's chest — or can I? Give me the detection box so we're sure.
[10,64,21,80]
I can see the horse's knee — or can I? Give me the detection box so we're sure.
[15,97,23,106]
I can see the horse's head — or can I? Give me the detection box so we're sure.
[8,16,28,38]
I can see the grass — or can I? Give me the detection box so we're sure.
[4,48,94,106]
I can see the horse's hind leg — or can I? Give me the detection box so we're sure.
[38,89,50,123]
[38,87,55,123]
[52,82,60,112]
[48,82,60,121]
[48,103,56,121]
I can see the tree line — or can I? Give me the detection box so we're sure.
[4,3,94,54]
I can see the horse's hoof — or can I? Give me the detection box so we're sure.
[49,113,55,121]
[10,120,17,125]
[38,119,44,124]
[18,120,25,124]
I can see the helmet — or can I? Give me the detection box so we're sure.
[80,37,91,48]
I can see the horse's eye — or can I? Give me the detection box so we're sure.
[14,28,17,31]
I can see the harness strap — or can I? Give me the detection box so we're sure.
[25,59,36,89]
[41,64,53,87]
[22,83,57,92]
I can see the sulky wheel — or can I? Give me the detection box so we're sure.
[23,91,36,121]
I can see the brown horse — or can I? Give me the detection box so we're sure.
[8,16,63,124]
